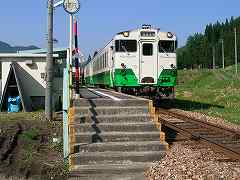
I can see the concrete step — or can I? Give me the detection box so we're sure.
[79,88,103,99]
[90,89,136,100]
[73,132,160,143]
[74,106,149,116]
[73,141,167,153]
[70,122,156,133]
[69,172,146,180]
[71,151,165,165]
[73,114,152,124]
[70,162,153,179]
[74,99,150,107]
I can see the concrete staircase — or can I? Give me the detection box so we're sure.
[69,98,167,180]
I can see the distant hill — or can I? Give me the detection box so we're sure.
[0,41,40,79]
[0,41,39,53]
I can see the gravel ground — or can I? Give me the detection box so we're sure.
[146,109,240,180]
[145,141,240,180]
[169,109,240,132]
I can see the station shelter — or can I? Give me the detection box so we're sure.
[0,48,67,112]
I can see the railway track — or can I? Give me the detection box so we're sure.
[157,109,240,161]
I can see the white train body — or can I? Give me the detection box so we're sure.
[85,25,177,96]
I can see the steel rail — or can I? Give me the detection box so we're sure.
[158,109,240,161]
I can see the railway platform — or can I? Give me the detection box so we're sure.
[68,88,167,180]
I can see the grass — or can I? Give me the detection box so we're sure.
[0,111,45,122]
[176,65,240,125]
[0,112,67,179]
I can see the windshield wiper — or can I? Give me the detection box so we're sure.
[120,42,130,55]
[159,46,169,56]
[121,45,128,52]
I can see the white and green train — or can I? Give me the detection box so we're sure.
[84,25,177,98]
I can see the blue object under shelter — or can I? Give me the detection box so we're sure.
[8,96,21,112]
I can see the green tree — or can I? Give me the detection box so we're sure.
[177,16,240,69]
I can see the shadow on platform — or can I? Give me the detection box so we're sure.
[156,98,224,111]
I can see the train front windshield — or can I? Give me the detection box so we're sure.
[115,40,137,52]
[158,40,176,53]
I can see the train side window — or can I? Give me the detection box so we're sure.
[106,52,108,67]
[97,57,101,70]
[97,59,99,70]
[103,53,105,68]
[103,54,105,68]
[103,53,106,68]
[105,52,107,67]
[142,43,153,56]
[102,55,104,68]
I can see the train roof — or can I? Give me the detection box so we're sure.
[117,24,176,36]
[88,25,177,65]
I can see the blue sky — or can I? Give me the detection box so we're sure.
[0,0,239,56]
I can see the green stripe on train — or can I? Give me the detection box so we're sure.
[114,69,139,87]
[90,71,113,87]
[85,69,138,87]
[157,69,177,87]
[85,68,177,87]
[85,76,93,85]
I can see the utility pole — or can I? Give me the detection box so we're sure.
[45,0,54,121]
[235,28,238,74]
[212,46,216,69]
[221,39,225,69]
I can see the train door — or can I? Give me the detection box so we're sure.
[139,41,158,84]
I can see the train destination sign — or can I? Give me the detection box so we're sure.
[63,0,80,14]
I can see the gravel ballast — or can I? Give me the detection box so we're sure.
[169,109,240,132]
[145,141,240,180]
[145,109,240,180]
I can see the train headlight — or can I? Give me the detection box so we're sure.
[161,77,170,83]
[123,31,129,37]
[171,64,176,69]
[121,63,126,69]
[167,32,173,38]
